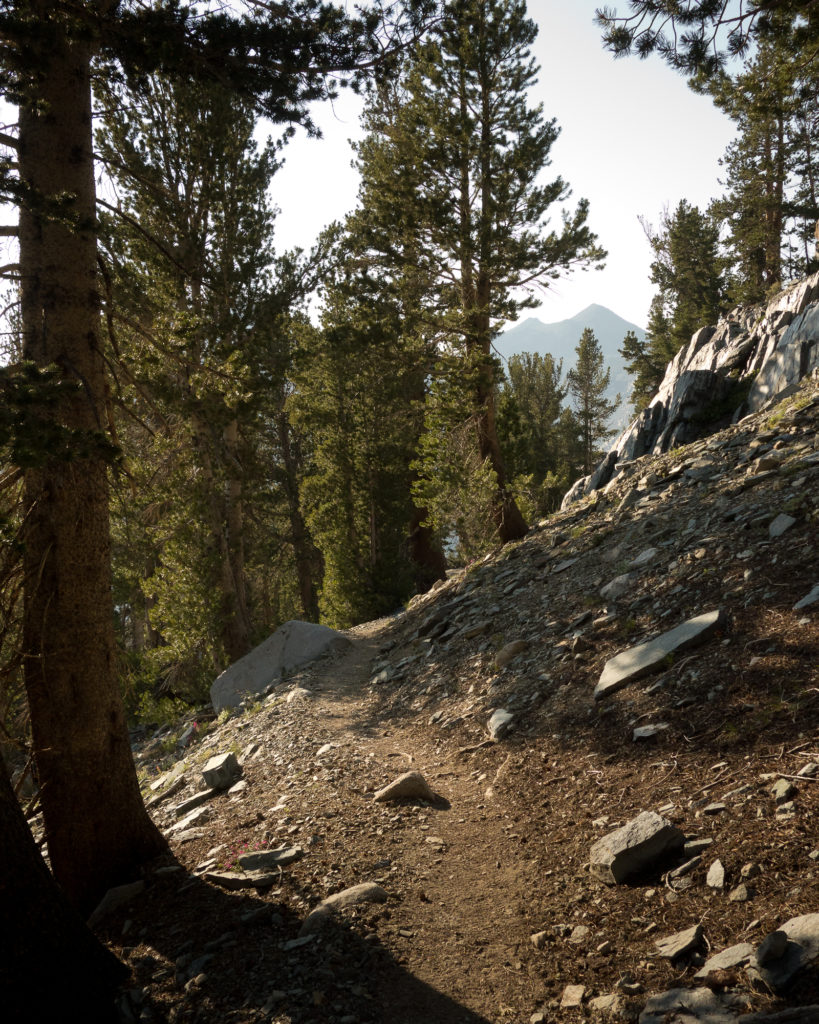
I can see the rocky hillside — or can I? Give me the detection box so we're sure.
[99,367,819,1024]
[564,273,819,507]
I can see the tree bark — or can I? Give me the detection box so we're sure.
[0,765,127,1020]
[276,406,322,622]
[407,502,447,591]
[18,20,167,916]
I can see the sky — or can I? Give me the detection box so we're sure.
[268,0,737,331]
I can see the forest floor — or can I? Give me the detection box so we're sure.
[100,383,819,1024]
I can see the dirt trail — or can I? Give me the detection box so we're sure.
[294,624,544,1024]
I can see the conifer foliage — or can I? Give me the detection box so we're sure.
[347,0,605,547]
[566,328,619,475]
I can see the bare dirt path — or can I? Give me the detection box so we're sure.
[290,624,548,1024]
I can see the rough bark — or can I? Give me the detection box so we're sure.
[407,502,447,592]
[18,23,167,915]
[0,765,127,1020]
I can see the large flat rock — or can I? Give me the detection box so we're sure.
[590,811,684,885]
[210,620,350,712]
[595,609,726,701]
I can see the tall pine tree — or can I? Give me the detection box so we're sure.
[350,0,605,546]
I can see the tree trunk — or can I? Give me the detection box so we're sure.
[276,406,322,621]
[0,764,127,1020]
[190,411,252,664]
[407,502,447,591]
[18,23,167,916]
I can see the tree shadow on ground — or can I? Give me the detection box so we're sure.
[99,864,492,1024]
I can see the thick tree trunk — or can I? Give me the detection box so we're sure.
[0,765,127,1020]
[18,25,167,915]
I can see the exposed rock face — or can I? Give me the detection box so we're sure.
[563,273,819,507]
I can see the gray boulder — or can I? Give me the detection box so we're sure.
[747,914,819,991]
[589,811,684,884]
[210,620,350,712]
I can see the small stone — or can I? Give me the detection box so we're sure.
[237,846,304,870]
[373,771,436,803]
[202,752,242,791]
[684,837,713,856]
[729,883,752,902]
[655,923,704,960]
[629,547,658,569]
[172,789,217,817]
[595,609,726,701]
[590,993,622,1014]
[694,942,754,978]
[797,762,818,778]
[741,862,761,879]
[600,573,634,601]
[530,931,548,949]
[487,708,514,741]
[560,984,585,1009]
[597,940,613,955]
[589,811,684,885]
[756,930,788,965]
[633,723,669,742]
[299,883,389,936]
[495,640,528,668]
[87,881,146,928]
[703,802,727,815]
[204,870,278,890]
[771,779,796,804]
[769,513,796,538]
[794,583,819,610]
[570,925,589,944]
[706,859,726,889]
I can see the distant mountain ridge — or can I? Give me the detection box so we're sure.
[495,304,646,428]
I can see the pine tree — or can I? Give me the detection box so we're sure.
[295,238,438,625]
[566,328,619,475]
[351,0,605,545]
[98,73,283,679]
[497,352,574,513]
[625,200,726,408]
[597,2,819,76]
[707,38,819,302]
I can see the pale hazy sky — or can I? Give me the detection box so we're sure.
[270,0,736,330]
